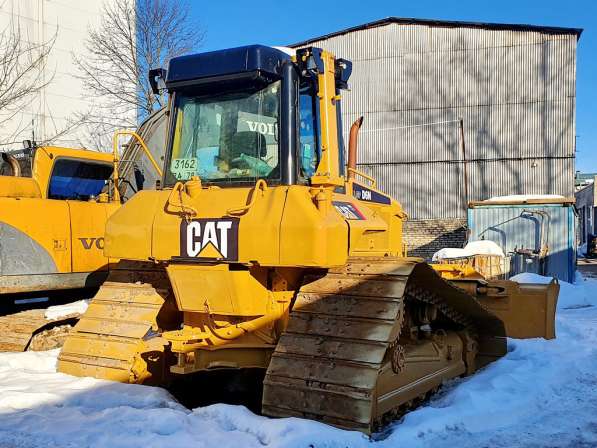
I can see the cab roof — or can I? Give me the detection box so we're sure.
[39,146,114,163]
[166,45,291,88]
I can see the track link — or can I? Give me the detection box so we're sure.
[262,257,506,433]
[57,268,176,384]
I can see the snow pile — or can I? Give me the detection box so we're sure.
[1,276,596,447]
[432,240,504,261]
[44,299,89,320]
[484,194,565,202]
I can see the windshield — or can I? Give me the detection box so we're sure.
[166,81,281,185]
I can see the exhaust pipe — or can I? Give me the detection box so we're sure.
[1,152,20,177]
[347,116,364,181]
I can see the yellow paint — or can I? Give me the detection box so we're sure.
[69,201,119,272]
[0,140,154,288]
[0,197,72,272]
[432,262,485,280]
[311,49,344,187]
[166,263,270,316]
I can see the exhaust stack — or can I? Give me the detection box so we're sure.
[1,152,20,177]
[347,116,364,180]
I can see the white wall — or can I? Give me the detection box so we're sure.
[0,0,134,151]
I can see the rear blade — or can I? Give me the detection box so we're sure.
[450,279,559,340]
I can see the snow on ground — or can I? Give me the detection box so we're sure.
[1,277,597,447]
[44,300,89,320]
[432,240,505,261]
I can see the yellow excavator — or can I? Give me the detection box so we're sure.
[57,45,558,433]
[0,132,161,351]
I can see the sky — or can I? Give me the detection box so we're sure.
[190,0,596,172]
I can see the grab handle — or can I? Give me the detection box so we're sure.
[226,179,268,215]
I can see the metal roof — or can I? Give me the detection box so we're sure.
[290,17,583,47]
[469,197,576,207]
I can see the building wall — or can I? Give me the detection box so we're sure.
[403,218,467,259]
[294,22,577,221]
[0,0,132,150]
[468,203,576,282]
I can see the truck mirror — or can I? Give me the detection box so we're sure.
[149,68,167,95]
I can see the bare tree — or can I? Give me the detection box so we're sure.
[75,0,203,147]
[0,13,56,144]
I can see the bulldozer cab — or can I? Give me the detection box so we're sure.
[109,45,405,268]
[158,46,349,190]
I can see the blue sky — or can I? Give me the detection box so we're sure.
[190,0,596,172]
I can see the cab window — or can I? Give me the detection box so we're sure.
[48,159,113,200]
[166,81,281,185]
[299,83,319,179]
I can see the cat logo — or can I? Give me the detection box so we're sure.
[180,218,240,261]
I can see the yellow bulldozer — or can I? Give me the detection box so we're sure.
[57,45,558,433]
[0,131,162,351]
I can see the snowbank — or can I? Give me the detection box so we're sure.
[1,275,596,447]
[44,300,89,320]
[432,240,504,261]
[485,194,565,202]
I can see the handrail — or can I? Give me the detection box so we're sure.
[347,167,377,188]
[166,181,198,217]
[226,179,268,215]
[112,129,163,202]
[112,130,163,176]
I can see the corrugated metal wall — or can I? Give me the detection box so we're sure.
[296,23,577,219]
[467,204,576,282]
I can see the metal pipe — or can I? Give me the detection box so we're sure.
[347,116,364,180]
[280,61,298,185]
[1,152,21,177]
